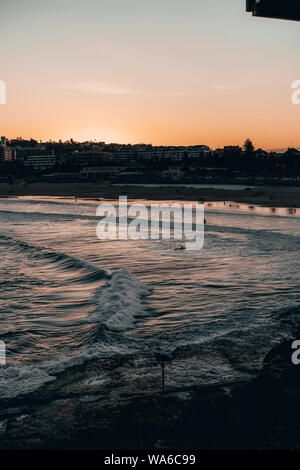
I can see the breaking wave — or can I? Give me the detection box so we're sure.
[88,269,152,332]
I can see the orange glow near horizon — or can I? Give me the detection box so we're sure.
[0,0,300,151]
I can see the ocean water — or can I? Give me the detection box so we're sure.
[0,196,299,401]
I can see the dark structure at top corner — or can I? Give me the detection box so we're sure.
[246,0,300,22]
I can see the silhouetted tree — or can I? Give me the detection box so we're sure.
[243,138,255,154]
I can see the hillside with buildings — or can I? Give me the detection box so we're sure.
[1,137,300,187]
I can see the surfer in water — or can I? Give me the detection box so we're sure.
[175,217,206,251]
[175,245,185,251]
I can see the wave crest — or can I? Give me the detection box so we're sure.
[88,269,151,332]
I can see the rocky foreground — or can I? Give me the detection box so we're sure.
[1,327,300,450]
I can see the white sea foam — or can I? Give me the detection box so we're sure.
[88,269,151,332]
[0,343,133,399]
[82,375,108,387]
[0,365,56,399]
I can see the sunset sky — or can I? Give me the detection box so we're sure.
[0,0,300,149]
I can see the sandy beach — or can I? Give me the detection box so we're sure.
[1,182,300,208]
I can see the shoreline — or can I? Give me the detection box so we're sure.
[1,182,300,209]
